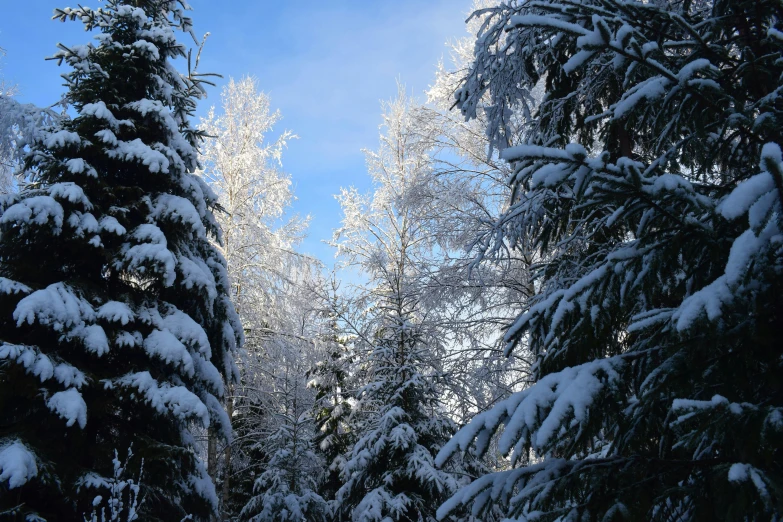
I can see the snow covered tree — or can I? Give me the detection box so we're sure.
[437,1,783,520]
[0,2,241,520]
[332,314,460,522]
[0,47,62,195]
[197,75,304,333]
[0,95,62,194]
[195,75,300,388]
[415,8,538,423]
[329,89,470,522]
[239,344,329,522]
[196,75,305,512]
[305,305,355,503]
[216,266,331,520]
[0,46,16,192]
[240,417,330,522]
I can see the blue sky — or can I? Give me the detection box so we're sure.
[0,1,474,264]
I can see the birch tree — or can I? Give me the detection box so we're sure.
[196,76,309,514]
[198,76,306,331]
[0,47,62,195]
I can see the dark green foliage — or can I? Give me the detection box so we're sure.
[438,0,783,520]
[333,312,460,522]
[307,334,355,505]
[0,2,240,520]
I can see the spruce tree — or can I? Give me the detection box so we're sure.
[226,337,326,522]
[334,309,458,522]
[307,328,355,504]
[0,2,241,520]
[437,0,783,520]
[240,405,329,522]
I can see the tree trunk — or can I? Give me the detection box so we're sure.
[207,426,218,480]
[221,386,234,512]
[207,425,219,521]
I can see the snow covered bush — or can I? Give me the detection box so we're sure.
[82,448,143,522]
[0,2,241,520]
[436,0,783,520]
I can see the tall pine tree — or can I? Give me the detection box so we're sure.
[437,0,783,520]
[0,2,241,520]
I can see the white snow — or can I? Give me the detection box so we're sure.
[115,330,142,348]
[677,59,717,84]
[143,329,195,376]
[728,463,749,482]
[0,343,53,382]
[673,275,731,331]
[645,173,694,196]
[68,211,100,238]
[505,264,609,347]
[613,77,671,119]
[126,99,180,136]
[113,371,210,427]
[0,440,38,489]
[53,363,87,388]
[70,324,111,356]
[437,355,625,468]
[675,215,779,331]
[1,343,86,387]
[77,472,111,491]
[761,142,782,168]
[132,222,165,243]
[99,216,127,236]
[727,463,770,498]
[115,5,148,25]
[766,409,783,431]
[530,163,572,188]
[190,458,220,512]
[81,101,117,127]
[44,129,81,149]
[108,138,170,173]
[177,255,218,305]
[95,129,119,146]
[97,301,135,325]
[500,144,574,163]
[509,15,589,36]
[718,172,774,220]
[65,158,92,175]
[1,196,65,234]
[0,277,31,295]
[151,194,205,236]
[132,40,161,60]
[49,182,93,209]
[14,283,95,331]
[47,388,88,428]
[161,309,211,357]
[563,49,596,74]
[119,225,177,286]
